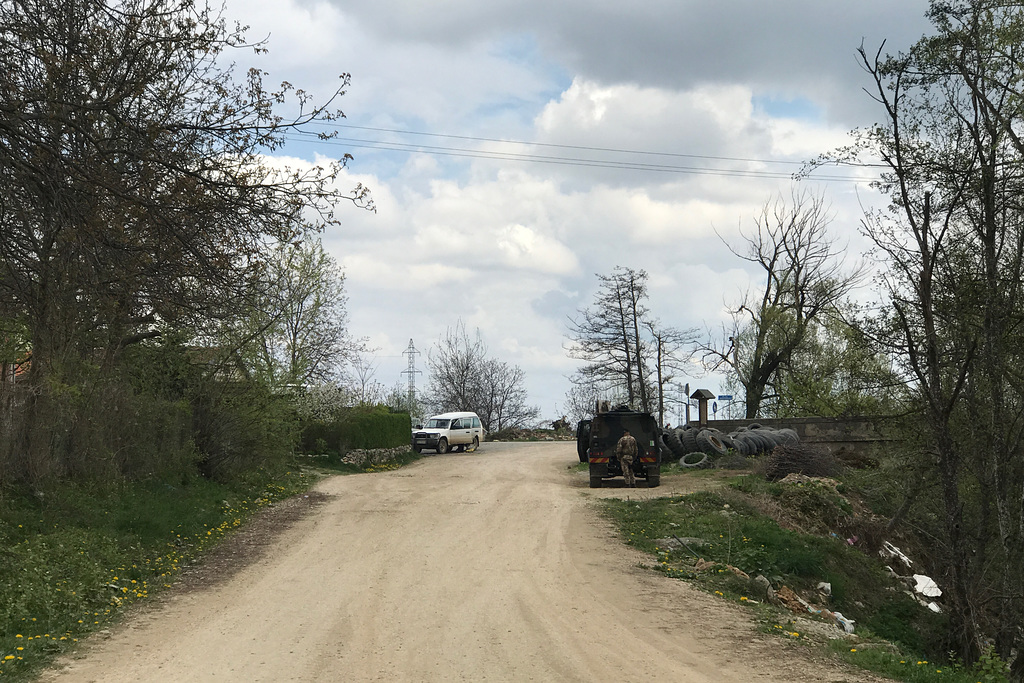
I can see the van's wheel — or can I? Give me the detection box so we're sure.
[470,436,480,452]
[590,476,602,488]
[436,438,449,454]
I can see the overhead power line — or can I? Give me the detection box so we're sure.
[282,123,882,183]
[328,123,808,167]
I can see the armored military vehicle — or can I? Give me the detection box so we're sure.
[576,405,664,488]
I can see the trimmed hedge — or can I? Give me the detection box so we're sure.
[301,406,411,453]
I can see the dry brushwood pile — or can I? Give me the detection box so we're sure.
[763,444,840,481]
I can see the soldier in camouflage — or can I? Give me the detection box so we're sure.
[615,428,638,487]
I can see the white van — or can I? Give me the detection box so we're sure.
[412,411,484,454]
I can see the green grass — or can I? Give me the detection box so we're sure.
[826,640,1010,682]
[598,476,1006,683]
[0,450,419,681]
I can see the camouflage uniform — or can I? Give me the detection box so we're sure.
[615,432,638,487]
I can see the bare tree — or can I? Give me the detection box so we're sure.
[477,358,539,431]
[348,353,389,406]
[425,322,538,431]
[566,267,653,411]
[426,322,486,415]
[560,381,603,428]
[644,320,699,427]
[699,189,863,418]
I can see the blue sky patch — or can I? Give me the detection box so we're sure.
[752,94,824,122]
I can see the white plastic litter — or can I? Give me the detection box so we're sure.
[913,574,942,598]
[833,611,856,634]
[880,541,913,568]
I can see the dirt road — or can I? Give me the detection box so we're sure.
[40,441,883,682]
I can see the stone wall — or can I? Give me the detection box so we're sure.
[340,446,410,468]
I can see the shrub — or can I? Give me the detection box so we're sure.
[300,405,410,453]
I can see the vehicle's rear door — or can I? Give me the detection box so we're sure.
[575,419,592,462]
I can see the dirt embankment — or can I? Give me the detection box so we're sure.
[38,442,887,682]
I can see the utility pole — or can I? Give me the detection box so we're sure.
[401,339,421,415]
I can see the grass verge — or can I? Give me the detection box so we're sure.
[598,473,1009,683]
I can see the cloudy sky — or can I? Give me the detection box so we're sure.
[222,0,934,422]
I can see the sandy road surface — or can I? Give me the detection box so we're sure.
[40,442,885,682]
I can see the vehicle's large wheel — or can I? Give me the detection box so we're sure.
[470,436,480,452]
[647,468,661,487]
[412,445,422,453]
[590,476,603,488]
[436,438,449,454]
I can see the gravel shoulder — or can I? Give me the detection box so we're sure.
[38,442,888,682]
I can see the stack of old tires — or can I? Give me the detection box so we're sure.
[661,423,800,468]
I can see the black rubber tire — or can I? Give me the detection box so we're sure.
[777,428,799,444]
[752,432,775,453]
[681,428,700,453]
[743,432,764,454]
[590,476,603,488]
[680,452,709,468]
[412,446,422,453]
[470,436,480,452]
[436,438,449,454]
[696,430,729,455]
[665,429,685,456]
[647,473,661,487]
